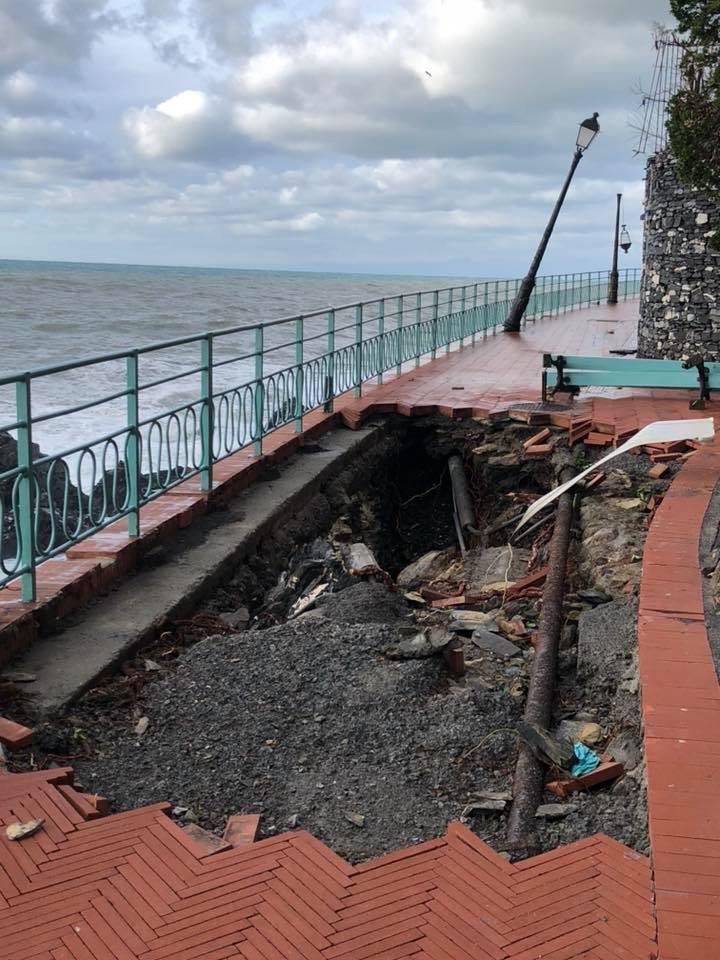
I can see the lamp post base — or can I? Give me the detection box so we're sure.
[504,275,536,332]
[607,270,619,306]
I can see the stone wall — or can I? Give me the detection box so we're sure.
[638,148,720,359]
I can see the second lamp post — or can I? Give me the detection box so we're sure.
[504,112,600,333]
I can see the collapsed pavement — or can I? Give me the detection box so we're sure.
[9,414,678,861]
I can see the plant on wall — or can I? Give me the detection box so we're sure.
[667,1,720,248]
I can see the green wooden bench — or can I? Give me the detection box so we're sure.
[542,353,720,409]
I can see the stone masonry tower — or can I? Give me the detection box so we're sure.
[638,149,720,358]
[635,30,720,359]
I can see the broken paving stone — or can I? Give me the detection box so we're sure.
[462,800,507,816]
[396,548,458,589]
[6,819,44,841]
[518,720,575,771]
[471,628,521,659]
[473,790,512,803]
[613,498,646,511]
[449,610,499,633]
[536,804,578,820]
[345,812,365,828]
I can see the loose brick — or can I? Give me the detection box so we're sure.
[0,717,33,750]
[648,463,669,479]
[522,428,551,450]
[546,761,624,799]
[222,814,260,848]
[524,444,553,459]
[581,471,606,491]
[584,432,613,447]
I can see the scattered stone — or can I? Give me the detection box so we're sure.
[536,804,578,820]
[134,717,149,737]
[287,814,299,829]
[144,660,162,673]
[556,720,603,747]
[385,627,449,660]
[576,590,612,606]
[471,629,521,659]
[462,800,507,816]
[473,790,512,803]
[219,608,250,630]
[345,812,366,828]
[614,498,646,511]
[607,730,642,772]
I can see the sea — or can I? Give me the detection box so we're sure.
[0,259,482,462]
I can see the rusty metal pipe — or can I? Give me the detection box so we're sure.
[506,467,575,853]
[448,455,483,537]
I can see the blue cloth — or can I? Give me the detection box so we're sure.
[570,742,600,777]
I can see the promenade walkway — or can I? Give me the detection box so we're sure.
[2,298,720,958]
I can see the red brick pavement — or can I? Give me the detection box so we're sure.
[5,299,720,956]
[0,769,656,960]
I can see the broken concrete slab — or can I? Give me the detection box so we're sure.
[471,629,521,659]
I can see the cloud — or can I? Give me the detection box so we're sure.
[121,0,670,165]
[0,0,118,79]
[123,87,260,161]
[0,0,670,273]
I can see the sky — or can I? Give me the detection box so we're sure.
[0,0,672,276]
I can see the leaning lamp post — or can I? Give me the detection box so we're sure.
[504,112,600,332]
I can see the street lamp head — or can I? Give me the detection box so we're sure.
[577,112,600,152]
[620,225,632,253]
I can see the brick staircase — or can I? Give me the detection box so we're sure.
[0,768,656,960]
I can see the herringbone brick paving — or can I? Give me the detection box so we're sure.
[0,768,656,960]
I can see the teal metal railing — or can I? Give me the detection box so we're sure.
[0,268,640,599]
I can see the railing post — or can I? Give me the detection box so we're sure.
[295,316,304,432]
[472,283,478,345]
[377,299,385,384]
[325,309,335,412]
[396,296,403,377]
[15,376,35,602]
[431,290,439,358]
[446,288,453,354]
[354,304,363,398]
[200,336,213,492]
[493,280,499,335]
[254,327,264,457]
[459,286,466,347]
[414,293,421,367]
[126,353,140,537]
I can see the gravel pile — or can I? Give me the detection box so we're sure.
[76,614,519,861]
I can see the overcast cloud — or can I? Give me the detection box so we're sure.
[0,0,671,275]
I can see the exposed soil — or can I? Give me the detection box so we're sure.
[11,417,669,863]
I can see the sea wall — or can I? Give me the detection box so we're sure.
[638,149,720,359]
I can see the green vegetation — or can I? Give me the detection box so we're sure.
[667,1,720,247]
